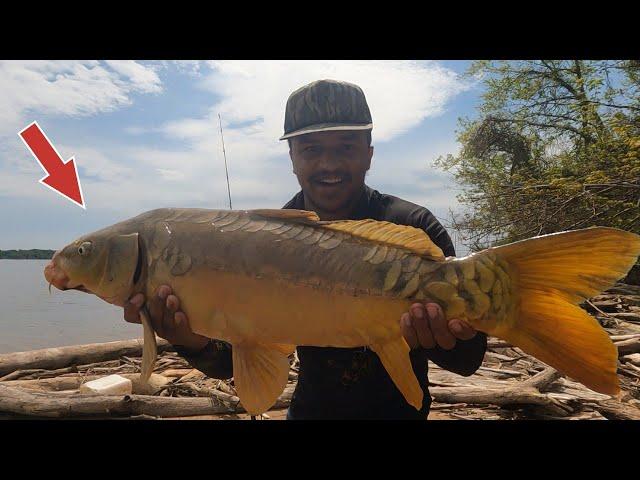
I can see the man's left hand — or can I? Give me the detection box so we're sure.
[400,302,476,350]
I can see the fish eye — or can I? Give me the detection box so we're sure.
[78,242,92,256]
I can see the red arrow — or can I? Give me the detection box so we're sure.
[18,121,85,209]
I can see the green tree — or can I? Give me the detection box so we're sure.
[436,60,640,253]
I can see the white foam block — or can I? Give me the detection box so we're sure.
[79,374,133,395]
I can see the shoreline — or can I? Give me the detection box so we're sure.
[0,249,54,260]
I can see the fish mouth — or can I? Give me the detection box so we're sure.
[68,284,90,293]
[44,256,68,292]
[44,255,91,294]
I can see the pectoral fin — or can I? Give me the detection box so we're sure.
[232,342,294,415]
[370,337,424,410]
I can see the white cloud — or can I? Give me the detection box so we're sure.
[1,60,470,249]
[0,61,162,137]
[206,60,466,142]
[155,61,467,148]
[59,144,135,182]
[161,117,214,141]
[103,61,162,94]
[171,60,205,77]
[0,60,163,217]
[101,61,469,216]
[157,168,187,181]
[139,60,469,212]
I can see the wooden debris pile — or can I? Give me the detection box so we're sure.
[427,282,640,420]
[0,339,294,420]
[1,283,639,420]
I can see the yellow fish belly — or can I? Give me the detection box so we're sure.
[170,267,408,348]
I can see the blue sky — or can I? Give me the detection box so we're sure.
[0,60,483,255]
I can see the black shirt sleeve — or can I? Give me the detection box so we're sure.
[174,340,234,380]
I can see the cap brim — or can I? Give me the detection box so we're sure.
[279,123,373,141]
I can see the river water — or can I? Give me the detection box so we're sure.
[0,260,141,354]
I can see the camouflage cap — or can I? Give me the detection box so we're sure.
[279,79,373,141]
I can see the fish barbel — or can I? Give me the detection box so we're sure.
[44,208,640,415]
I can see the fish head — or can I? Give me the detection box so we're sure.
[44,230,141,307]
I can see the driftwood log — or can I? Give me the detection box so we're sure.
[4,373,146,392]
[0,338,173,378]
[0,383,295,418]
[430,368,571,417]
[615,337,640,356]
[429,365,640,420]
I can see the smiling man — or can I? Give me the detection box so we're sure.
[288,130,371,221]
[124,79,487,420]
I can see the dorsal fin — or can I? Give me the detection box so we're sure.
[249,209,444,260]
[250,209,320,222]
[322,219,445,260]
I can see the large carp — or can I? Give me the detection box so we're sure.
[44,208,640,415]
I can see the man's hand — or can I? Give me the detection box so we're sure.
[400,302,476,350]
[123,285,209,352]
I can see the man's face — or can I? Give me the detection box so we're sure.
[289,130,373,215]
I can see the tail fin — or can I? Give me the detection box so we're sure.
[487,227,640,395]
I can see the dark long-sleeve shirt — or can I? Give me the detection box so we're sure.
[176,185,487,419]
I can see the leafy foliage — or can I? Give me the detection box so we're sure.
[436,60,640,252]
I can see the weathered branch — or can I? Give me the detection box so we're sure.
[429,385,570,417]
[490,116,591,140]
[0,338,174,377]
[521,367,562,391]
[582,399,640,420]
[616,337,640,356]
[0,383,294,418]
[428,367,571,416]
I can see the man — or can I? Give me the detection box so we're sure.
[124,79,487,419]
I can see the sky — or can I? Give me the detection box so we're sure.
[0,60,483,255]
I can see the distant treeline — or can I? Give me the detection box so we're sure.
[0,249,55,259]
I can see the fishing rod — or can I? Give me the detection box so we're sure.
[220,113,252,418]
[218,113,233,210]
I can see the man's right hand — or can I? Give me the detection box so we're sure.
[124,285,210,353]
